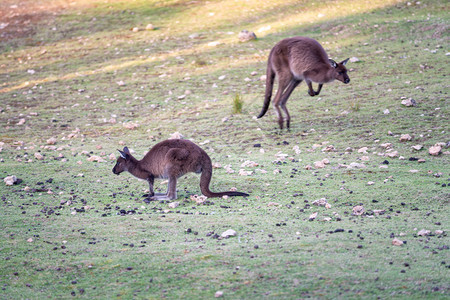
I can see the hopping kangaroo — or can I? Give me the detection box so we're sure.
[112,139,249,200]
[257,36,350,129]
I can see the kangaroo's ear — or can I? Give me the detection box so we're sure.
[118,149,128,159]
[123,147,131,155]
[329,59,337,68]
[340,58,349,66]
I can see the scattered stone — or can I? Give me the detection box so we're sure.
[312,198,328,207]
[238,30,256,42]
[34,152,44,160]
[314,161,325,169]
[87,155,105,162]
[309,212,318,221]
[168,202,179,209]
[4,175,17,186]
[241,160,259,167]
[349,57,360,63]
[169,132,183,139]
[385,151,399,158]
[349,162,366,169]
[392,238,404,246]
[47,137,57,145]
[27,238,33,243]
[399,134,412,142]
[221,229,236,238]
[238,169,253,176]
[401,97,417,107]
[383,109,390,115]
[418,158,426,163]
[417,229,431,236]
[322,145,335,152]
[267,202,280,207]
[123,122,139,130]
[145,24,155,30]
[367,181,375,185]
[352,205,364,216]
[412,145,423,151]
[215,291,224,298]
[435,230,444,235]
[345,147,353,153]
[380,143,393,149]
[428,145,441,156]
[116,80,126,86]
[190,194,207,204]
[358,147,368,153]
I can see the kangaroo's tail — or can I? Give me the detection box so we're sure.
[257,51,276,119]
[199,156,249,198]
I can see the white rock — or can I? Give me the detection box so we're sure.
[428,145,441,156]
[4,175,17,186]
[168,202,179,209]
[349,57,360,63]
[169,132,183,139]
[401,98,417,107]
[358,147,368,153]
[417,229,431,236]
[221,229,237,238]
[312,198,328,206]
[383,109,390,115]
[145,24,155,30]
[352,205,364,215]
[399,134,412,142]
[215,291,224,298]
[392,238,404,246]
[412,145,423,151]
[367,181,375,185]
[309,212,318,221]
[47,137,57,145]
[238,30,256,42]
[34,152,44,160]
[267,202,280,207]
[314,161,325,168]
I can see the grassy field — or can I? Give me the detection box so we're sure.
[0,0,449,298]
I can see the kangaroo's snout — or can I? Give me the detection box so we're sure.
[344,78,350,84]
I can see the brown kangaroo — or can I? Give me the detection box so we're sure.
[112,139,249,200]
[257,36,350,129]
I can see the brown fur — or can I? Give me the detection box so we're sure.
[112,139,249,200]
[257,36,350,129]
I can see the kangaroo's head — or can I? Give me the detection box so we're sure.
[329,58,350,84]
[112,147,131,175]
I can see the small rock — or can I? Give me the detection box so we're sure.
[267,202,280,207]
[132,27,139,32]
[215,291,224,298]
[312,198,328,207]
[238,30,256,42]
[412,145,423,151]
[169,132,183,139]
[435,230,444,235]
[399,134,412,142]
[27,238,33,243]
[367,181,375,185]
[34,153,44,160]
[314,161,325,169]
[221,229,236,238]
[309,212,318,221]
[4,175,17,186]
[392,238,404,246]
[168,202,179,209]
[383,109,390,115]
[145,24,155,30]
[352,205,364,216]
[428,145,441,156]
[116,80,126,86]
[401,98,417,107]
[418,158,426,163]
[349,57,360,63]
[417,229,431,236]
[358,147,368,153]
[47,137,57,145]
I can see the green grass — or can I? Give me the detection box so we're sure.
[0,0,449,298]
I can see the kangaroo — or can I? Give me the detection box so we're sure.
[257,36,350,129]
[112,139,249,200]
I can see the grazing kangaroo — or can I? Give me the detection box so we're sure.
[112,139,249,200]
[257,36,350,129]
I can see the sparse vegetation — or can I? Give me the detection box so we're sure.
[232,93,244,114]
[0,0,449,299]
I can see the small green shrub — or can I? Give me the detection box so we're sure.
[232,93,244,114]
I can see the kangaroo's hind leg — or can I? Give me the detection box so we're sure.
[279,79,302,130]
[273,73,294,129]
